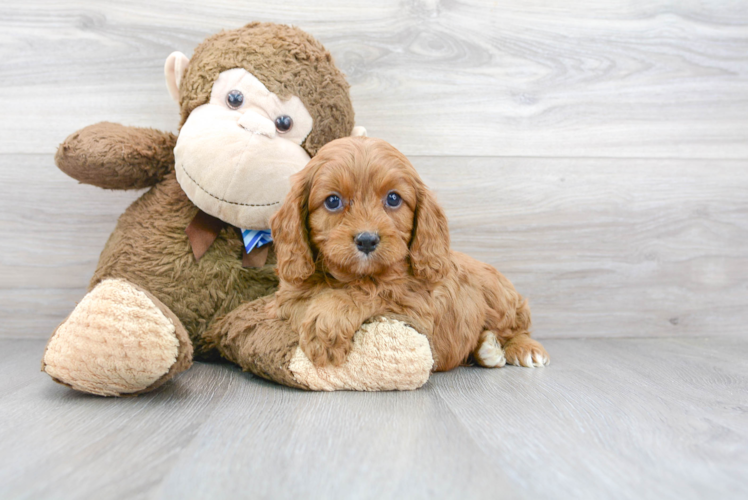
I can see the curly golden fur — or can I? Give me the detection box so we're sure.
[270,137,549,371]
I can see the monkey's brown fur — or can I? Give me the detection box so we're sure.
[46,23,357,392]
[179,22,354,156]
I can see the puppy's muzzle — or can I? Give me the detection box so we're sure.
[354,232,380,255]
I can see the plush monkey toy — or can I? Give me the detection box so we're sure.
[41,23,433,396]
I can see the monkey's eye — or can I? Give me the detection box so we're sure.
[226,90,244,109]
[324,195,343,212]
[385,192,402,208]
[275,115,293,133]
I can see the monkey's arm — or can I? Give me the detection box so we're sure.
[202,295,434,391]
[56,122,176,190]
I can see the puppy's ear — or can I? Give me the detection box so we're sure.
[270,169,316,284]
[409,185,451,283]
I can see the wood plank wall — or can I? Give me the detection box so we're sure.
[1,0,746,339]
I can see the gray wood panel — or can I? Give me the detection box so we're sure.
[0,0,746,158]
[415,156,748,339]
[1,337,746,500]
[2,1,747,339]
[2,154,746,339]
[434,336,748,499]
[3,3,747,500]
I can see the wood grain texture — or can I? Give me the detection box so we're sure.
[0,0,746,157]
[433,336,748,499]
[2,0,747,338]
[412,156,748,339]
[2,154,746,339]
[2,3,747,499]
[1,337,746,499]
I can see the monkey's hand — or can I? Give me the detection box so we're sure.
[298,291,370,367]
[56,122,176,190]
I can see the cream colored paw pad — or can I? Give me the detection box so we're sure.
[289,317,433,391]
[43,279,180,396]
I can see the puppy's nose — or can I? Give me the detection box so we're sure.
[354,232,380,255]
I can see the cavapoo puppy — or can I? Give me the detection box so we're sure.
[270,136,549,371]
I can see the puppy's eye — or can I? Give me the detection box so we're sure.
[275,115,293,133]
[324,195,343,211]
[385,192,402,208]
[226,90,244,109]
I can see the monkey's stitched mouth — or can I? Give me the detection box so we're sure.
[179,163,281,207]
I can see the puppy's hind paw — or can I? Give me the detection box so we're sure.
[504,335,550,368]
[473,331,506,368]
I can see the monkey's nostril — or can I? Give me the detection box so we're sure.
[354,232,380,255]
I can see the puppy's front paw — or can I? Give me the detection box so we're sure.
[290,317,433,391]
[299,314,354,367]
[301,333,352,367]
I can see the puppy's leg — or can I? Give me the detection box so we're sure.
[480,267,549,368]
[503,333,550,367]
[473,330,506,368]
[299,290,375,367]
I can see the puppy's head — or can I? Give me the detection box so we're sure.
[271,137,451,284]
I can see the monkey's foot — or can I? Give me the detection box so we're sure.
[288,316,433,391]
[42,279,193,396]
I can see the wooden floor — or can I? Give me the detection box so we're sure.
[1,1,747,499]
[2,337,746,500]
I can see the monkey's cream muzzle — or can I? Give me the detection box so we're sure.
[174,68,314,230]
[238,110,277,138]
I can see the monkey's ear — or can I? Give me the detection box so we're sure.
[164,52,190,104]
[270,170,316,285]
[351,126,367,137]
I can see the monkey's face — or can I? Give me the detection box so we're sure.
[174,68,314,229]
